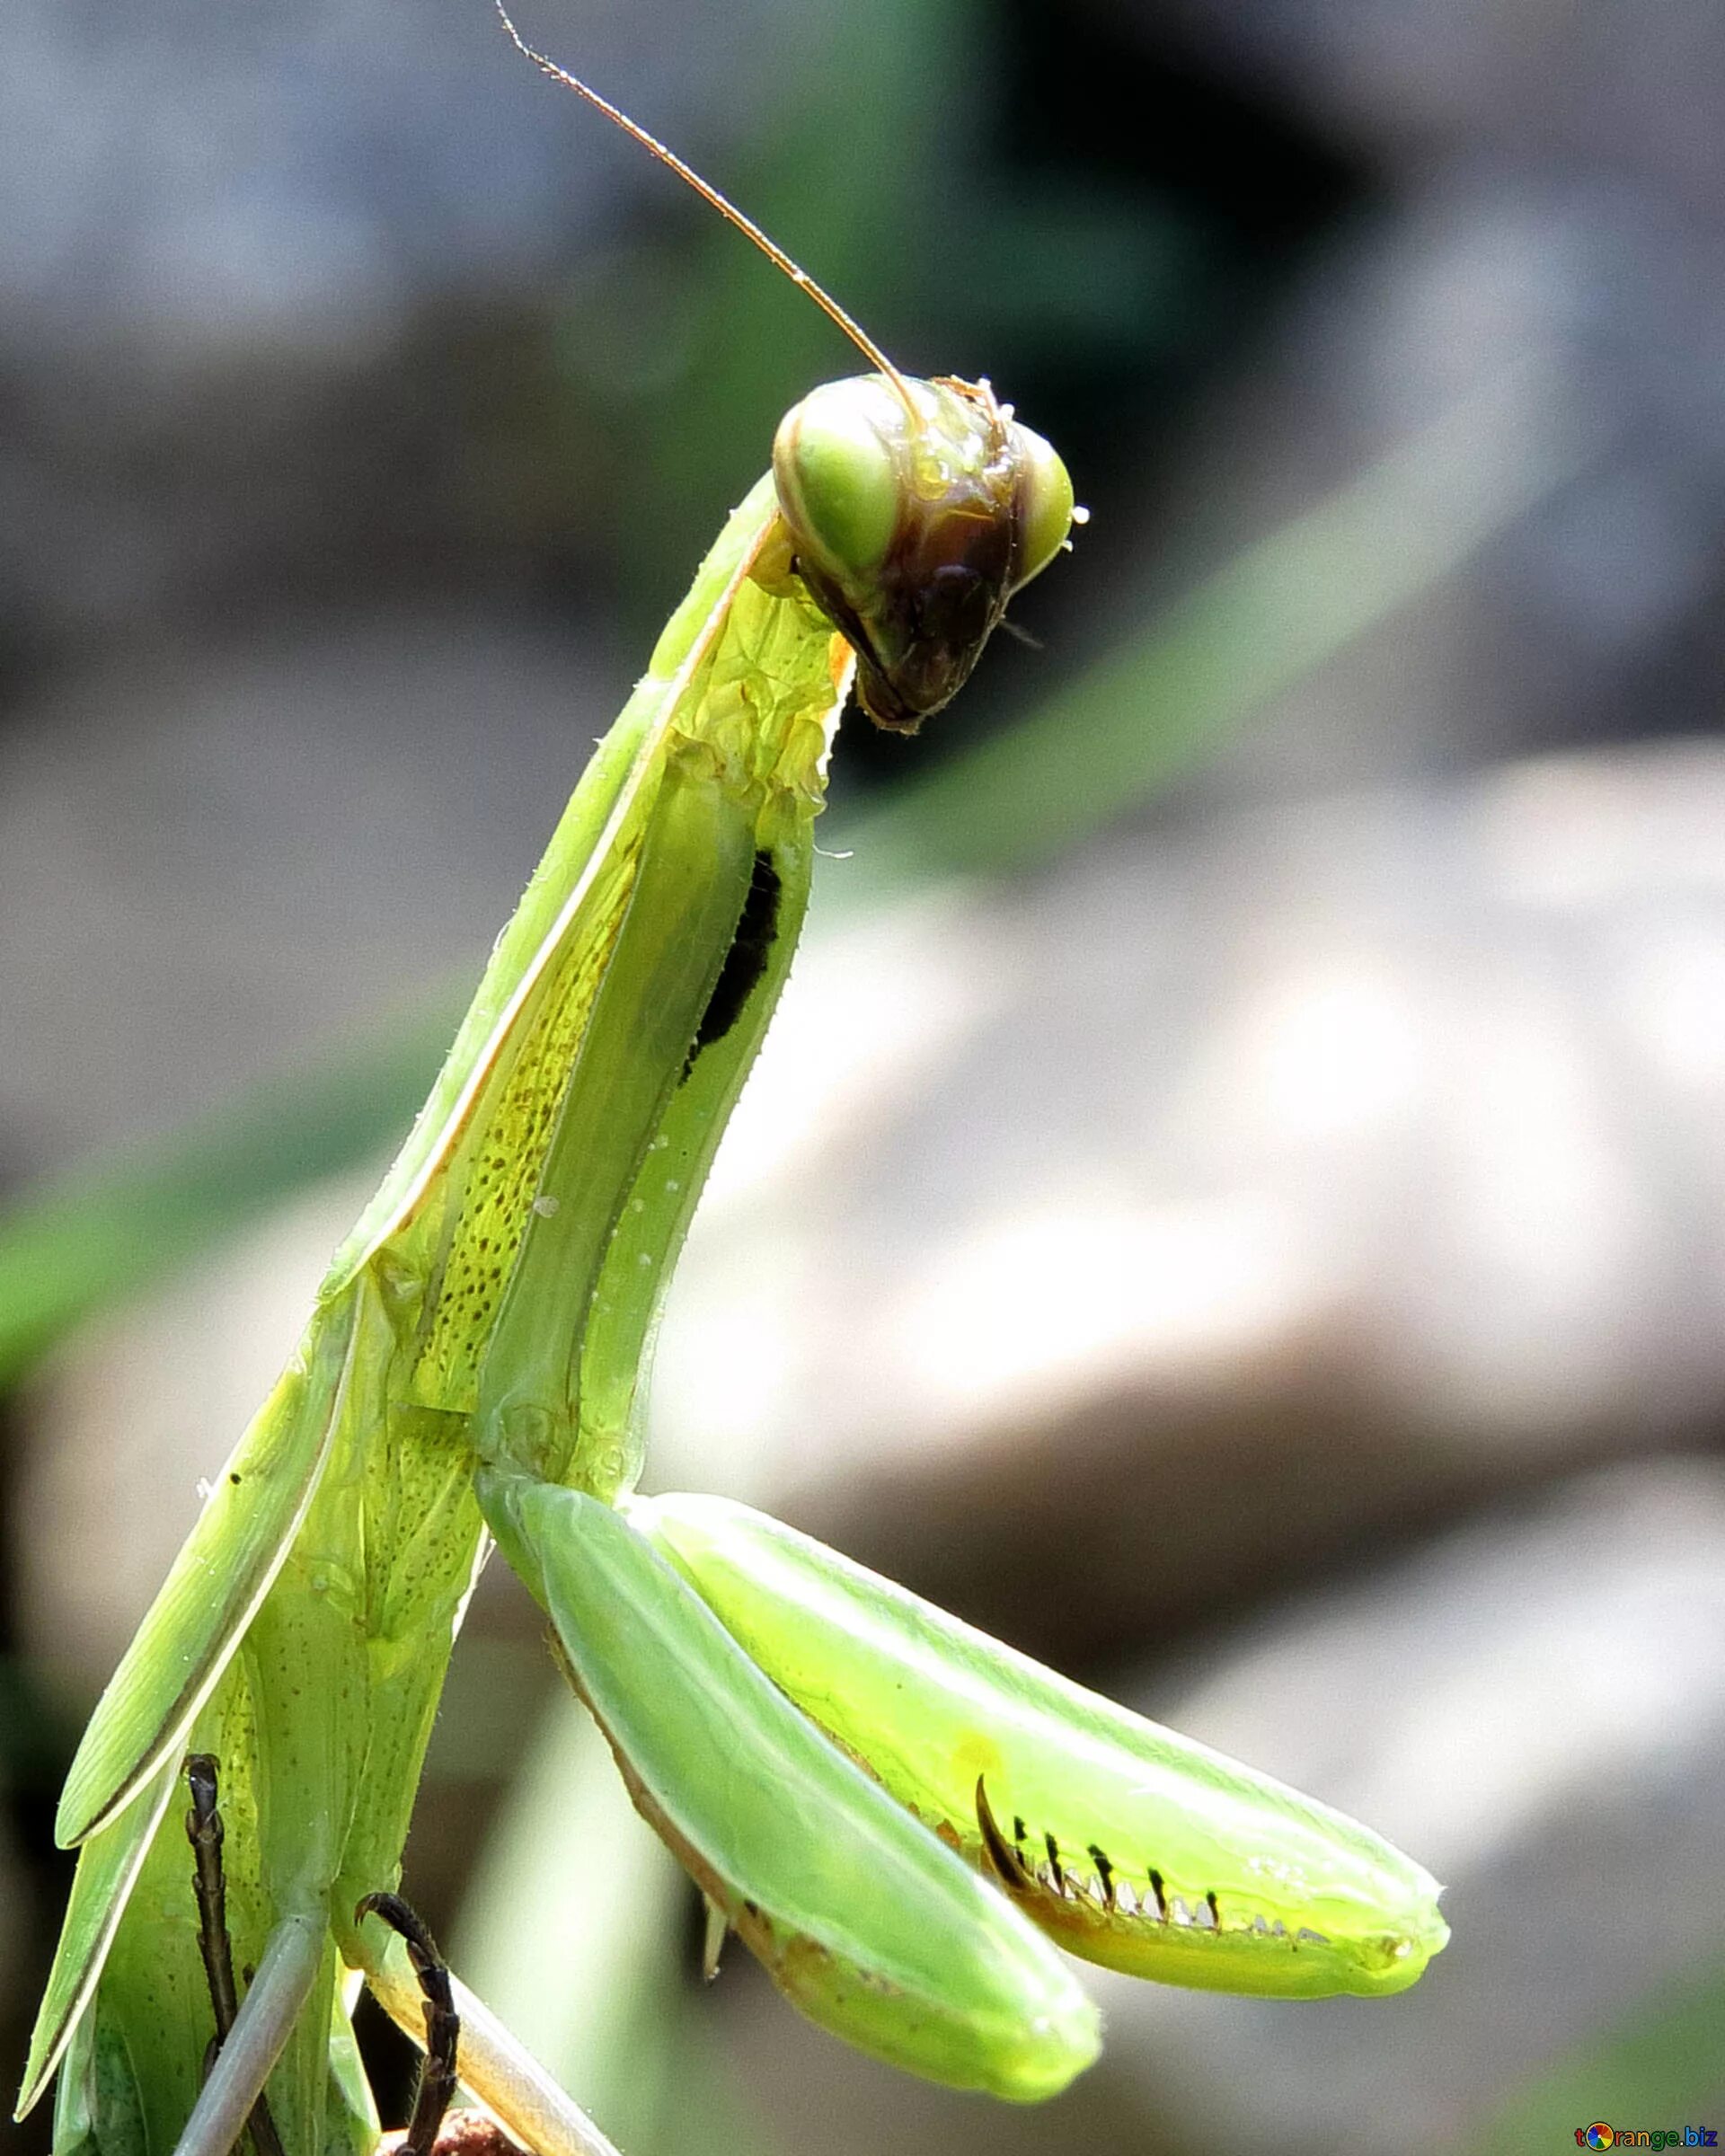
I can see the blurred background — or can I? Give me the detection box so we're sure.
[4,0,1725,2151]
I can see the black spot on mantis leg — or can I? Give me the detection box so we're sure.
[356,1894,460,2156]
[687,849,783,1068]
[1042,1833,1065,1895]
[183,1755,287,2156]
[1146,1867,1169,1922]
[1206,1888,1222,1931]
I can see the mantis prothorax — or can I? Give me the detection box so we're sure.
[17,12,1447,2153]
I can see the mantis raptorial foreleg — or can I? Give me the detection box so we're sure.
[626,1495,1446,1997]
[480,1471,1097,2102]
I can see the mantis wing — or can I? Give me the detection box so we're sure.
[54,1280,367,1850]
[16,1754,181,2116]
[478,1469,1100,2103]
[627,1492,1449,2001]
[20,1284,375,2123]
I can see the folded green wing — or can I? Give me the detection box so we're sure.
[54,1282,367,1850]
[16,1755,181,2118]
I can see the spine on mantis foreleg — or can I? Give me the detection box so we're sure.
[625,1493,1450,2001]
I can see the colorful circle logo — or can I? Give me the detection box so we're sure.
[1584,2128,1615,2151]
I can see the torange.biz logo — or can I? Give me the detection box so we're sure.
[1575,2128,1718,2150]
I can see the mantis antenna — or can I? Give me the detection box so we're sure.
[492,1,924,427]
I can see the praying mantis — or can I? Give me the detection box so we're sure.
[15,13,1449,2156]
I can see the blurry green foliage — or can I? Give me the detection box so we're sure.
[1463,1961,1725,2152]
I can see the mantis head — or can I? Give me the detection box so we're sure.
[487,11,1077,739]
[773,373,1077,733]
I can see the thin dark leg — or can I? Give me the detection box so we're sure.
[183,1754,287,2156]
[186,1755,241,2037]
[356,1893,460,2156]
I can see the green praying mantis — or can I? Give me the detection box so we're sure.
[15,13,1450,2155]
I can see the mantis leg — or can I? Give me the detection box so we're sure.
[172,1913,323,2156]
[184,1756,286,2156]
[478,1469,1097,2102]
[352,1898,457,2156]
[184,1757,239,2043]
[629,1492,1449,2001]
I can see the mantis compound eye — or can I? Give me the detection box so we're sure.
[773,373,1077,734]
[772,376,902,583]
[1007,417,1076,594]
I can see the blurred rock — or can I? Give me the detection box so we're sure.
[0,610,617,1171]
[0,0,796,654]
[1094,1457,1725,2156]
[714,1957,1163,2156]
[1,0,654,340]
[1150,0,1725,185]
[652,740,1725,1660]
[1152,180,1725,797]
[1082,0,1725,792]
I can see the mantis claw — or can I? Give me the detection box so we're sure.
[354,1897,460,2156]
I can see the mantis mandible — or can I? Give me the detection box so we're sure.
[17,13,1449,2154]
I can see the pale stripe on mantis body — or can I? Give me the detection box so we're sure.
[17,41,1446,2156]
